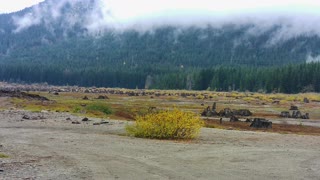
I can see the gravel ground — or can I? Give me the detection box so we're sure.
[0,110,319,180]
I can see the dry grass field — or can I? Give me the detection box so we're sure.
[1,87,320,179]
[8,89,320,134]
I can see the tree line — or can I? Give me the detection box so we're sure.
[0,62,319,93]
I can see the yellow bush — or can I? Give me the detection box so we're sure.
[126,109,204,139]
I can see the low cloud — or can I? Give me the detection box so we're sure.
[306,54,320,63]
[11,0,320,45]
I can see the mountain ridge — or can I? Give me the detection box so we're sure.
[0,0,319,93]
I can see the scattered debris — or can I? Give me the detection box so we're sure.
[245,118,252,123]
[93,120,109,125]
[100,121,109,124]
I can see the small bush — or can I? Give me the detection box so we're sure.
[126,108,204,139]
[86,103,112,115]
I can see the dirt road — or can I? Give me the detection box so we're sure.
[0,110,320,180]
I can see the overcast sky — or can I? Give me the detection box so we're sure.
[1,0,320,15]
[0,0,44,13]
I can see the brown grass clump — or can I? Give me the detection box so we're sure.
[205,119,320,136]
[126,109,204,139]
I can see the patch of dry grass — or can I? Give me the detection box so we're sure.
[205,120,320,136]
[0,153,9,158]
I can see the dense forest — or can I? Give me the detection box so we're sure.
[0,0,320,93]
[0,62,319,93]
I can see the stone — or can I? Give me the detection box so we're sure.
[72,121,81,124]
[66,118,71,121]
[303,98,310,103]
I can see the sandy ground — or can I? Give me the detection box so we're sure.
[0,110,320,180]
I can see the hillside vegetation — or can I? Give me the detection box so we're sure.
[0,0,320,93]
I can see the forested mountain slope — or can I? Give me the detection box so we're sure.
[0,0,319,93]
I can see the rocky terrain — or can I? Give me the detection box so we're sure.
[0,109,320,180]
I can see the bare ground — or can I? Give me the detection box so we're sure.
[0,110,320,180]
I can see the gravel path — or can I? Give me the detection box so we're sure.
[0,110,319,180]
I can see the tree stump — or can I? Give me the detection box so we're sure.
[250,118,272,128]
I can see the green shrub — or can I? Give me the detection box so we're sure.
[126,108,204,139]
[86,103,112,115]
